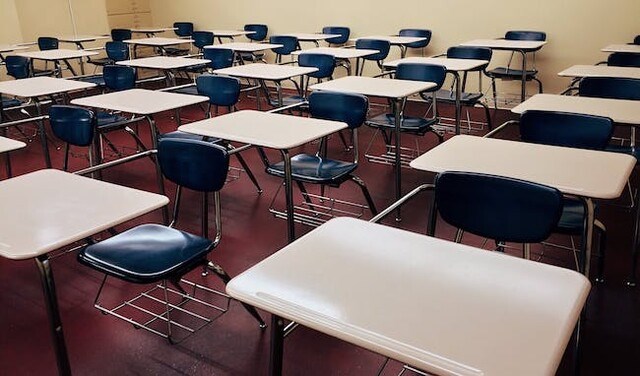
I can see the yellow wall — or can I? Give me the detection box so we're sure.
[148,0,640,93]
[0,0,23,44]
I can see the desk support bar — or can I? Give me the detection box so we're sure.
[370,184,434,224]
[74,149,157,176]
[483,120,519,139]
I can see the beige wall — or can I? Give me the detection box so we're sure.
[149,0,640,93]
[0,0,23,44]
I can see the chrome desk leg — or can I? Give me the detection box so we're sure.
[269,314,285,376]
[393,98,404,222]
[35,100,52,168]
[146,115,169,224]
[281,149,295,242]
[36,255,71,376]
[452,71,461,135]
[580,197,596,276]
[519,50,527,102]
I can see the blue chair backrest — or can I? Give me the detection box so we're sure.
[607,52,640,68]
[298,53,335,79]
[158,138,229,192]
[203,47,234,70]
[505,30,546,41]
[244,24,268,41]
[192,31,214,50]
[447,46,492,70]
[434,171,563,243]
[49,105,96,147]
[520,110,613,150]
[5,56,31,79]
[174,22,194,37]
[308,91,368,130]
[395,63,447,91]
[105,41,129,61]
[270,36,299,55]
[196,75,241,107]
[399,29,432,48]
[103,65,136,91]
[633,35,640,45]
[355,39,391,61]
[38,37,59,50]
[322,26,350,45]
[110,28,132,42]
[579,77,640,100]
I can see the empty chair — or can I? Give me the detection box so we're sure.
[355,39,390,75]
[4,55,31,79]
[322,26,350,46]
[110,28,132,42]
[203,47,235,70]
[48,105,98,171]
[269,35,299,64]
[486,30,546,107]
[265,91,378,226]
[77,138,265,343]
[519,110,611,280]
[164,22,194,56]
[398,28,432,56]
[37,37,59,50]
[607,52,640,68]
[435,46,493,131]
[103,64,136,92]
[244,24,268,42]
[366,63,447,154]
[192,31,214,53]
[579,77,640,101]
[82,41,131,84]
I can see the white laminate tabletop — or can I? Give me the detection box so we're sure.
[460,39,547,51]
[58,35,109,43]
[282,33,340,41]
[511,94,640,125]
[227,217,590,376]
[411,135,635,199]
[15,49,99,60]
[0,136,26,154]
[123,37,193,46]
[558,64,640,79]
[601,44,640,53]
[131,27,176,34]
[204,42,283,52]
[178,110,347,150]
[0,169,169,260]
[310,76,436,99]
[116,56,210,69]
[205,30,255,37]
[354,35,427,45]
[213,63,318,80]
[71,88,207,115]
[292,47,379,59]
[384,57,488,71]
[0,44,29,53]
[0,77,96,97]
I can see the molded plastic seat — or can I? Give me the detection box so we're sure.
[1,97,23,108]
[103,65,136,92]
[203,47,234,70]
[607,52,640,68]
[579,77,640,101]
[192,31,214,52]
[4,56,31,79]
[244,24,268,42]
[398,28,432,49]
[267,154,357,184]
[49,105,96,147]
[111,29,132,42]
[299,53,335,80]
[355,39,391,75]
[270,35,299,63]
[164,22,194,56]
[89,41,130,67]
[37,37,59,50]
[79,224,213,284]
[367,63,446,138]
[322,26,350,46]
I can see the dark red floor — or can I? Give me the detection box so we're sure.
[1,90,639,375]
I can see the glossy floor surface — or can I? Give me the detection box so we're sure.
[0,90,638,375]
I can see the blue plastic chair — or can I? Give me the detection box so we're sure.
[37,37,59,50]
[192,31,214,53]
[355,39,391,75]
[269,35,299,64]
[366,63,446,142]
[77,138,265,343]
[103,65,136,92]
[322,26,350,46]
[265,91,378,223]
[607,52,640,68]
[634,35,640,45]
[435,46,493,131]
[519,110,611,280]
[244,24,268,42]
[4,56,31,79]
[89,41,130,69]
[164,22,194,56]
[110,29,132,42]
[49,105,97,171]
[398,28,432,55]
[203,47,235,70]
[580,77,640,101]
[486,30,546,106]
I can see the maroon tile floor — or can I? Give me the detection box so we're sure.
[1,89,639,375]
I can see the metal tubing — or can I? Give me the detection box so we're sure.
[393,98,403,221]
[269,315,285,376]
[35,255,71,376]
[280,149,295,242]
[146,116,169,224]
[34,101,52,168]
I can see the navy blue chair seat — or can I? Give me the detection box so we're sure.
[434,89,483,104]
[267,154,357,185]
[96,111,129,127]
[160,130,220,143]
[2,97,24,108]
[75,75,106,87]
[556,198,590,235]
[170,85,199,95]
[78,224,212,284]
[486,67,538,79]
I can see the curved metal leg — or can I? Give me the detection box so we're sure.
[350,175,378,215]
[234,152,262,193]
